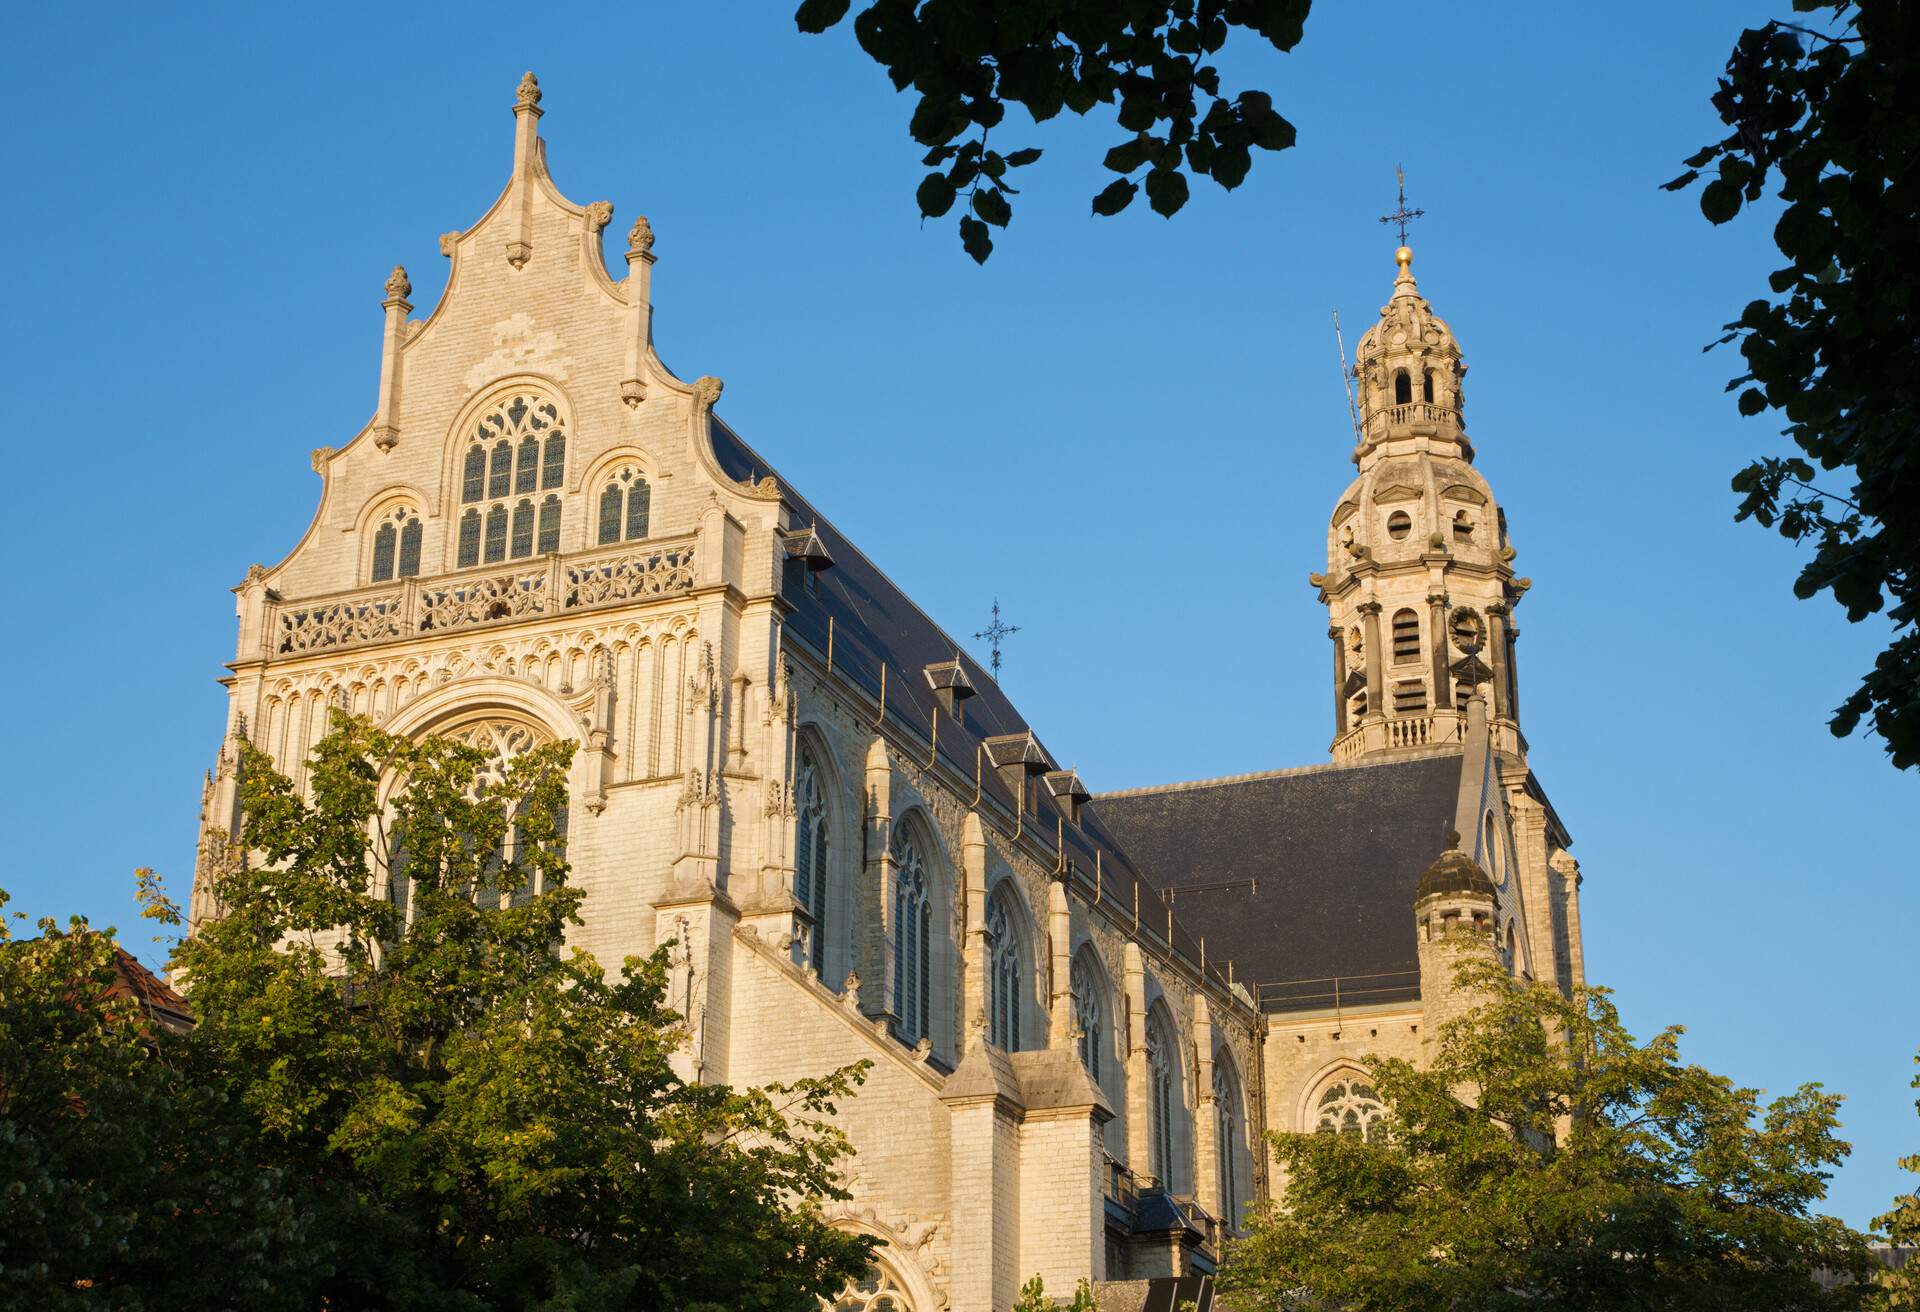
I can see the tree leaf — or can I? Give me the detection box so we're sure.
[793,0,850,34]
[1004,147,1043,167]
[1700,179,1743,224]
[972,187,1012,227]
[916,172,957,218]
[959,215,993,263]
[1091,177,1138,216]
[1144,167,1190,217]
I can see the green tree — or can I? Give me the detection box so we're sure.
[795,0,1311,262]
[1876,1050,1920,1308]
[1219,951,1878,1312]
[172,712,876,1311]
[0,890,320,1310]
[1666,0,1920,768]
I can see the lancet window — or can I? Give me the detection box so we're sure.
[1314,1076,1386,1142]
[793,748,829,976]
[457,394,566,568]
[1071,950,1105,1082]
[986,884,1024,1051]
[1391,608,1420,662]
[1214,1059,1244,1226]
[596,465,652,546]
[370,506,423,582]
[891,826,932,1046]
[1147,1005,1179,1188]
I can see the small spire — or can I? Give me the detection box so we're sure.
[515,71,542,111]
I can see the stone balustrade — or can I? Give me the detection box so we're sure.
[268,534,696,658]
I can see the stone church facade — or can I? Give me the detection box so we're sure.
[189,76,1588,1311]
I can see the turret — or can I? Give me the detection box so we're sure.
[1413,831,1498,1067]
[1312,244,1530,764]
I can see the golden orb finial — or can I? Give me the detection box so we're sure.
[1395,245,1413,272]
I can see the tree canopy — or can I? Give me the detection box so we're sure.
[1667,0,1920,768]
[1218,952,1879,1312]
[3,713,878,1310]
[795,0,1311,262]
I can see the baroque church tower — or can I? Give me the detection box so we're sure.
[1316,244,1526,765]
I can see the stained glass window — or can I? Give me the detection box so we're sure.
[596,466,651,546]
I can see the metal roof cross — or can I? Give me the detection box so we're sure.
[1378,164,1426,245]
[973,599,1020,679]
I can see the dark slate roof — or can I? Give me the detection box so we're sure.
[1092,753,1464,1013]
[707,419,1227,985]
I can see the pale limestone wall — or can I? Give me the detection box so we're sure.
[1260,1004,1424,1192]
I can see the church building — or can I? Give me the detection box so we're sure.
[189,75,1588,1311]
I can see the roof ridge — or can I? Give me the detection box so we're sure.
[1092,746,1462,800]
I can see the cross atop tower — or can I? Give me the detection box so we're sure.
[973,600,1020,679]
[1378,165,1425,246]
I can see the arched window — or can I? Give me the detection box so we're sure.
[1423,369,1436,403]
[1391,608,1420,662]
[385,717,567,915]
[1393,370,1412,405]
[891,826,932,1046]
[986,884,1025,1051]
[826,1258,920,1312]
[1214,1058,1243,1226]
[1070,949,1105,1082]
[1452,508,1474,541]
[794,748,829,976]
[1314,1075,1386,1142]
[457,394,566,567]
[596,466,652,546]
[1146,1005,1179,1188]
[370,506,423,582]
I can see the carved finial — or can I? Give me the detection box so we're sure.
[692,375,724,413]
[627,214,655,252]
[586,200,613,231]
[384,265,411,301]
[1444,827,1462,850]
[515,71,541,109]
[439,232,461,257]
[309,446,333,474]
[841,971,862,1012]
[244,563,269,585]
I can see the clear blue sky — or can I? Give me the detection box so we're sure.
[5,2,1912,1229]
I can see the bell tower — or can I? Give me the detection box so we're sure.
[1311,243,1530,763]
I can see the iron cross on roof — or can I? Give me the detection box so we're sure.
[973,600,1020,679]
[1378,164,1425,245]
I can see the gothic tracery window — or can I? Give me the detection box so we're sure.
[891,826,933,1047]
[986,884,1024,1051]
[457,395,566,568]
[826,1261,917,1312]
[384,718,567,917]
[596,465,651,546]
[1070,950,1104,1082]
[370,506,423,582]
[794,748,829,976]
[1314,1077,1386,1142]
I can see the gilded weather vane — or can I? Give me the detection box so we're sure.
[1378,165,1425,245]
